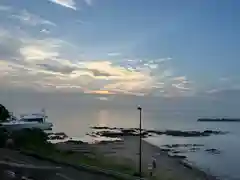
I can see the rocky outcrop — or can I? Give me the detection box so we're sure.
[48,132,68,140]
[162,144,204,148]
[90,126,226,138]
[205,148,221,154]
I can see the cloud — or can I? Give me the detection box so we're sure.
[37,63,77,74]
[204,87,240,100]
[40,29,50,34]
[84,0,93,6]
[172,83,190,90]
[90,69,113,77]
[0,29,22,61]
[219,77,230,82]
[173,76,187,81]
[154,57,172,63]
[107,52,121,57]
[171,76,191,91]
[206,85,240,94]
[0,25,194,96]
[49,0,77,10]
[0,5,12,12]
[11,10,56,26]
[96,97,109,101]
[20,45,59,61]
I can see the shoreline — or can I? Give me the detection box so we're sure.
[142,138,218,180]
[1,127,219,180]
[56,135,218,180]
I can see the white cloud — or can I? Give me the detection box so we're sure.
[49,0,77,10]
[76,20,85,24]
[84,0,93,6]
[40,29,50,34]
[11,10,56,26]
[154,57,172,63]
[0,5,12,12]
[0,25,194,97]
[0,28,10,37]
[219,77,230,82]
[20,46,59,61]
[107,52,121,57]
[19,39,62,61]
[96,97,109,101]
[206,89,220,94]
[173,76,187,81]
[206,85,240,95]
[172,83,190,90]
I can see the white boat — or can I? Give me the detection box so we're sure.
[0,110,53,131]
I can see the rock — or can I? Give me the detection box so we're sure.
[91,126,111,130]
[162,144,204,148]
[180,161,193,169]
[147,130,164,135]
[86,133,98,137]
[96,139,123,144]
[163,130,224,137]
[90,127,226,138]
[172,150,181,154]
[160,148,171,152]
[65,140,86,145]
[91,126,118,130]
[189,147,201,152]
[48,132,68,140]
[169,154,186,159]
[95,130,148,138]
[205,148,221,154]
[54,132,68,137]
[121,129,136,134]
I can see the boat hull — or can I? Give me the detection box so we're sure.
[0,122,53,131]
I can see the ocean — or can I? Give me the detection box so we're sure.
[1,92,240,180]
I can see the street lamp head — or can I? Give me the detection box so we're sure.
[137,106,142,110]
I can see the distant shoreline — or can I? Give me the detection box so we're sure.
[198,118,240,122]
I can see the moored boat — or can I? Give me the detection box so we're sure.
[0,110,53,131]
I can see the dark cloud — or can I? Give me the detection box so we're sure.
[89,69,113,77]
[0,36,22,60]
[37,63,77,74]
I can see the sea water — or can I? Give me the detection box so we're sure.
[1,92,240,180]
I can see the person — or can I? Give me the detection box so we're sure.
[152,157,157,175]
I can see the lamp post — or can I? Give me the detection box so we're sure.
[137,106,142,177]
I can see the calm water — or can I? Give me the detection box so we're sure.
[1,92,240,180]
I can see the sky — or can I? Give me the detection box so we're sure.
[0,0,239,98]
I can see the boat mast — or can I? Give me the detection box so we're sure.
[42,109,46,122]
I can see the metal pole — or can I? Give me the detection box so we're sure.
[138,106,142,177]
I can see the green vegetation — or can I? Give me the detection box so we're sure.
[29,146,137,176]
[0,128,8,147]
[0,104,10,122]
[0,128,138,177]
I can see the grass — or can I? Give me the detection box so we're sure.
[2,129,145,178]
[21,142,138,177]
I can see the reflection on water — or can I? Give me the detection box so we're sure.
[97,110,109,127]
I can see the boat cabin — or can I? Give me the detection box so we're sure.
[20,114,46,123]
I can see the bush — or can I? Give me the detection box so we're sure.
[0,128,8,147]
[0,104,10,122]
[11,128,48,148]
